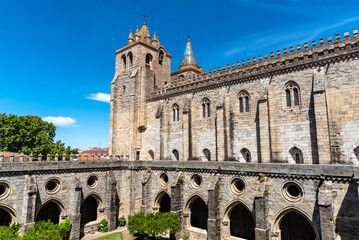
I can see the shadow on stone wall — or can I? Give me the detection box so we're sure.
[336,180,359,239]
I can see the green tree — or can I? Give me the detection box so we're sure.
[0,113,78,157]
[0,223,21,240]
[128,212,180,239]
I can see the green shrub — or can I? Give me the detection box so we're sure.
[117,217,126,227]
[128,212,180,239]
[182,231,189,240]
[22,219,72,240]
[23,221,62,240]
[59,218,72,238]
[0,223,21,240]
[97,219,108,233]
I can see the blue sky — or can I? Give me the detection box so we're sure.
[1,0,359,151]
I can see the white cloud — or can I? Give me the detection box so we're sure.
[42,116,76,127]
[86,92,110,103]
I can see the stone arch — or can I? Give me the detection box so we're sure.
[154,191,171,213]
[240,148,251,162]
[127,52,133,67]
[202,148,211,161]
[238,90,250,113]
[223,201,255,240]
[201,98,211,117]
[272,208,319,240]
[283,81,301,108]
[184,194,208,230]
[121,54,126,70]
[158,50,164,65]
[172,149,179,161]
[289,147,304,164]
[148,150,155,160]
[0,204,16,226]
[145,53,153,69]
[36,198,66,224]
[80,194,103,225]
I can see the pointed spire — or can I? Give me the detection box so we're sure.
[152,32,157,42]
[179,36,198,70]
[134,26,140,42]
[128,30,134,45]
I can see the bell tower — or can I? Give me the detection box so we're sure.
[109,22,172,159]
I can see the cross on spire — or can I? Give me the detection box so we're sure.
[142,14,147,23]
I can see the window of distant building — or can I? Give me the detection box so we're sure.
[201,98,211,118]
[159,50,164,65]
[285,82,300,108]
[238,91,250,113]
[173,104,179,121]
[121,55,126,70]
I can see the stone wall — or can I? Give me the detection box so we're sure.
[1,159,359,239]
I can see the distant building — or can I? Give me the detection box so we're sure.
[78,147,108,160]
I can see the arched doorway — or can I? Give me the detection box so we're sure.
[190,197,208,230]
[159,193,171,213]
[80,196,98,225]
[0,208,12,226]
[36,201,61,224]
[229,203,255,239]
[279,211,316,240]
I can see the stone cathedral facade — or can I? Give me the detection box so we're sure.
[1,23,359,240]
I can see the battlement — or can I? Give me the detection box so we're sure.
[0,152,129,162]
[149,28,359,101]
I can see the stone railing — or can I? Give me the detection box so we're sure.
[148,29,359,101]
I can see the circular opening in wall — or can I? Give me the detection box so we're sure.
[45,179,60,194]
[87,176,98,189]
[230,178,246,195]
[159,173,169,187]
[191,174,202,188]
[282,182,303,202]
[0,182,10,200]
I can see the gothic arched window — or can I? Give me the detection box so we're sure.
[145,53,153,69]
[238,91,250,113]
[159,50,164,65]
[289,147,303,164]
[127,52,133,67]
[121,55,126,70]
[285,82,300,108]
[201,98,211,117]
[173,104,179,121]
[240,148,251,162]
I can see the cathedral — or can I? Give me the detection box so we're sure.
[1,23,359,240]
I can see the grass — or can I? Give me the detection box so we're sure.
[94,232,124,240]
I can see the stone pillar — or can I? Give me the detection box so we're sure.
[105,171,118,231]
[312,68,331,164]
[207,182,220,240]
[182,99,192,161]
[68,175,82,240]
[171,174,184,239]
[318,180,336,240]
[141,171,152,213]
[257,99,271,163]
[21,175,38,234]
[254,196,270,240]
[215,105,225,161]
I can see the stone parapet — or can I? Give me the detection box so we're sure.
[149,29,359,101]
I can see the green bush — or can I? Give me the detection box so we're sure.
[182,231,189,240]
[128,212,180,239]
[22,219,72,240]
[117,217,126,227]
[0,223,21,240]
[97,219,108,233]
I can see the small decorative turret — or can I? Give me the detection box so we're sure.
[179,36,199,70]
[128,30,134,45]
[152,32,159,47]
[134,26,140,42]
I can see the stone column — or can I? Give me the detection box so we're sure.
[215,105,225,161]
[105,171,118,231]
[318,180,335,240]
[257,99,271,163]
[21,175,38,234]
[207,182,220,240]
[170,174,184,239]
[141,171,152,213]
[182,99,192,161]
[254,196,270,240]
[68,175,82,240]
